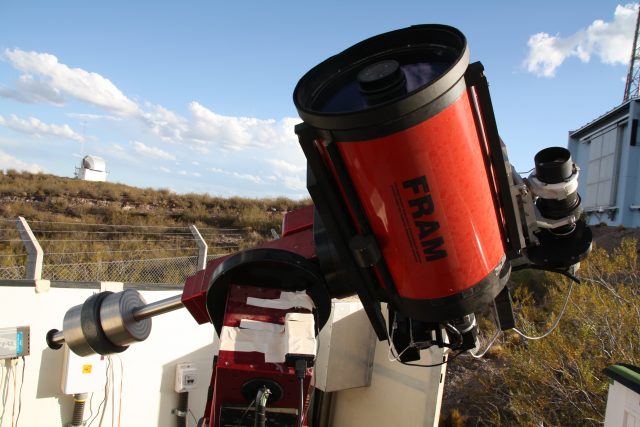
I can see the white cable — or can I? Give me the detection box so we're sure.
[470,329,501,359]
[513,280,575,341]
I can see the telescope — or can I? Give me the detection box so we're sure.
[46,24,592,427]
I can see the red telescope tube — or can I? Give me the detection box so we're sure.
[294,25,509,324]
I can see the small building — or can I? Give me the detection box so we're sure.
[75,155,107,182]
[568,99,640,227]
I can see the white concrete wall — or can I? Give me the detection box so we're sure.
[0,285,216,427]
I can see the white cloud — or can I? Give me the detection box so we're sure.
[186,102,283,150]
[266,159,305,174]
[232,172,263,184]
[66,112,121,121]
[524,3,639,77]
[0,150,43,173]
[0,114,85,141]
[2,48,139,115]
[140,103,188,143]
[209,167,265,184]
[132,141,176,160]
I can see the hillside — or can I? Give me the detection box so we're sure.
[0,171,310,282]
[0,170,309,232]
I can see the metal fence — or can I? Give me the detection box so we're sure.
[0,265,26,280]
[0,254,225,284]
[0,217,244,285]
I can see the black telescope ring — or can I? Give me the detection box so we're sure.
[206,248,331,335]
[81,291,128,355]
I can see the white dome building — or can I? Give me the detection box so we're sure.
[75,155,107,182]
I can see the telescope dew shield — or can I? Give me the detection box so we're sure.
[294,25,508,322]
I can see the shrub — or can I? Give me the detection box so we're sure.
[470,240,640,425]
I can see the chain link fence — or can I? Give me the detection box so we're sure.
[0,254,225,284]
[0,265,26,280]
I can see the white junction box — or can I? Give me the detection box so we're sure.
[0,326,30,359]
[61,345,107,395]
[175,362,198,393]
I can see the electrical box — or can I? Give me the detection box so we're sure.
[61,344,107,395]
[175,362,198,393]
[0,326,30,359]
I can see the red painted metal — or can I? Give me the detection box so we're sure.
[207,284,313,427]
[281,205,314,237]
[181,216,316,325]
[336,90,505,300]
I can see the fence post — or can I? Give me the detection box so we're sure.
[16,216,49,292]
[189,225,208,271]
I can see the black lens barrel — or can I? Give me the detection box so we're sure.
[534,147,581,220]
[534,147,573,184]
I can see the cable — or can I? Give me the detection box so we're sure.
[31,230,198,236]
[188,409,198,426]
[294,360,307,427]
[238,398,256,424]
[116,356,123,427]
[43,247,211,257]
[510,265,580,341]
[511,264,581,284]
[88,357,110,427]
[517,167,535,175]
[4,218,244,232]
[1,363,10,424]
[470,329,502,359]
[110,357,115,427]
[84,393,94,425]
[12,361,16,427]
[513,280,575,341]
[14,357,25,427]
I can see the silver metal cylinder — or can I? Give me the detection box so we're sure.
[132,294,183,320]
[100,289,151,347]
[47,292,184,354]
[62,304,94,356]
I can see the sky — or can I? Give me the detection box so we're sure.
[0,1,637,199]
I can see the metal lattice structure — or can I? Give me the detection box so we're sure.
[0,265,26,280]
[624,7,640,102]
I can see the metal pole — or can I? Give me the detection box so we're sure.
[132,294,184,320]
[16,216,43,280]
[189,224,208,271]
[47,293,184,347]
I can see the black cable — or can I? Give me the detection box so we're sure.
[511,264,581,284]
[15,357,25,426]
[399,350,465,368]
[297,376,304,427]
[294,359,308,427]
[238,397,256,425]
[254,387,270,427]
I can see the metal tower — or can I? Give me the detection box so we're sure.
[624,7,640,102]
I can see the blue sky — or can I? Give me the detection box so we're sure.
[0,1,636,199]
